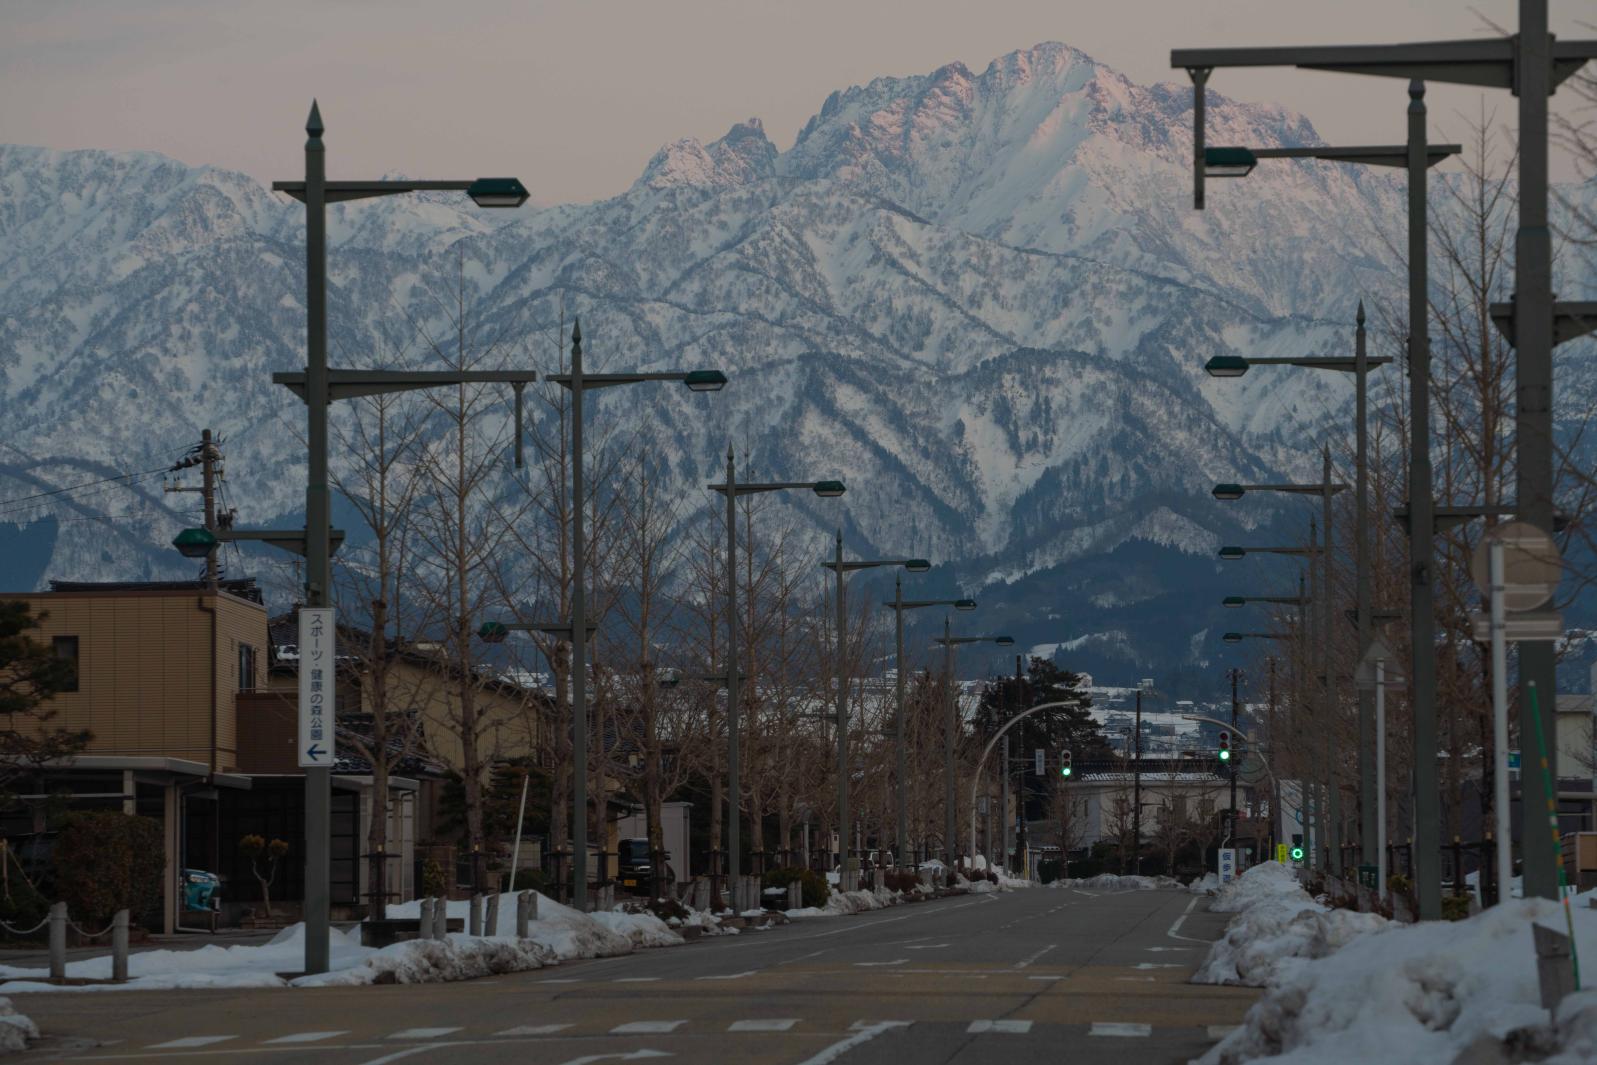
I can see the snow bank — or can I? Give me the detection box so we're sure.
[1200,896,1597,1064]
[1190,872,1220,895]
[1054,873,1183,892]
[1209,861,1303,914]
[0,999,35,1052]
[0,891,679,993]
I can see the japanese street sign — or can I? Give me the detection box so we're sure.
[1276,843,1288,864]
[1034,749,1045,775]
[298,608,335,768]
[1219,848,1237,884]
[1469,609,1563,643]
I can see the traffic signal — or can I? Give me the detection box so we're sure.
[1290,833,1305,863]
[1060,750,1073,778]
[1217,730,1232,762]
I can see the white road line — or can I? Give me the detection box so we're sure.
[849,1020,912,1031]
[904,943,949,949]
[1089,1022,1152,1037]
[800,1022,911,1064]
[1167,896,1211,943]
[553,1052,671,1065]
[696,970,760,980]
[728,1019,798,1032]
[1027,974,1062,981]
[1115,976,1156,982]
[149,1036,236,1049]
[855,958,907,967]
[540,977,580,983]
[359,1046,461,1065]
[967,1020,1032,1033]
[265,1031,349,1044]
[497,1024,574,1036]
[1014,943,1057,969]
[615,977,660,983]
[387,1027,462,1040]
[610,1020,687,1034]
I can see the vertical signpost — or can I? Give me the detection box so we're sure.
[1219,847,1237,885]
[1033,749,1045,776]
[299,609,336,769]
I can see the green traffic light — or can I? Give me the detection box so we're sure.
[1290,846,1305,862]
[1060,766,1072,778]
[1218,749,1231,761]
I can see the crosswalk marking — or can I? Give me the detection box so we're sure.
[967,1020,1032,1033]
[850,1020,913,1031]
[264,1032,348,1044]
[150,1036,236,1049]
[729,1019,798,1032]
[497,1024,574,1036]
[387,1027,462,1040]
[611,1020,686,1034]
[1089,1022,1152,1037]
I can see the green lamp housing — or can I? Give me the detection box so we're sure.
[1212,483,1246,501]
[812,480,846,498]
[1205,355,1250,378]
[1203,147,1258,178]
[1218,546,1247,561]
[994,635,1016,647]
[477,621,511,643]
[954,599,978,612]
[683,370,728,393]
[902,558,932,573]
[466,177,530,208]
[172,527,218,559]
[1222,632,1245,644]
[1222,596,1247,608]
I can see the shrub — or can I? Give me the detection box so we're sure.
[881,870,919,893]
[510,867,548,894]
[763,866,829,909]
[1441,894,1472,922]
[422,858,447,898]
[51,812,164,929]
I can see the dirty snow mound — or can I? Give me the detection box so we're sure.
[0,999,35,1052]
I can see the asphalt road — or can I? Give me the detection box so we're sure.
[15,885,1259,1065]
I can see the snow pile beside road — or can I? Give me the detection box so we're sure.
[1056,873,1182,892]
[1200,896,1597,1064]
[0,891,677,993]
[1190,872,1220,895]
[0,998,35,1052]
[1193,861,1388,988]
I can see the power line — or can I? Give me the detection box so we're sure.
[0,465,171,511]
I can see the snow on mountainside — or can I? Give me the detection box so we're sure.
[0,42,1587,683]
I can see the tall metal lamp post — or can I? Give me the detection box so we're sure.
[271,102,535,974]
[931,624,1015,869]
[884,584,975,864]
[1174,0,1597,914]
[1208,307,1393,872]
[707,455,843,905]
[821,539,930,880]
[543,322,725,912]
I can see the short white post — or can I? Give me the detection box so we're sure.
[469,893,482,936]
[418,897,435,940]
[432,897,448,939]
[48,901,67,981]
[484,893,500,936]
[111,909,129,982]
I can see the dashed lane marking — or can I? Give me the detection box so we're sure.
[387,1027,462,1040]
[696,970,760,980]
[967,1020,1032,1034]
[1168,896,1212,944]
[264,1032,349,1044]
[728,1019,799,1032]
[615,977,660,982]
[1090,1022,1152,1037]
[497,1024,574,1036]
[149,1036,237,1049]
[610,1021,687,1034]
[1014,943,1056,968]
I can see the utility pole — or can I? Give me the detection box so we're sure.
[1228,668,1242,846]
[1269,656,1279,857]
[1012,655,1026,875]
[1132,684,1144,875]
[166,430,224,591]
[1321,445,1340,873]
[1000,733,1010,873]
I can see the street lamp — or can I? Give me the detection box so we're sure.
[707,453,844,906]
[544,320,725,912]
[270,102,535,973]
[821,536,933,884]
[884,584,977,864]
[1174,4,1597,912]
[931,625,1014,870]
[1207,308,1391,875]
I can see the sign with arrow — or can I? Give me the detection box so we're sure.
[298,607,335,768]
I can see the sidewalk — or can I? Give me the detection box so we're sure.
[0,925,362,968]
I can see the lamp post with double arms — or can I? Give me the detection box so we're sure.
[707,454,844,904]
[271,103,534,974]
[883,584,975,864]
[1208,306,1393,875]
[1174,0,1597,913]
[820,537,930,879]
[931,624,1015,870]
[542,322,725,912]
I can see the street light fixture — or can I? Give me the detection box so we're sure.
[464,177,531,208]
[822,537,937,882]
[271,102,536,974]
[932,626,1015,869]
[707,455,845,907]
[883,584,978,865]
[1202,147,1257,178]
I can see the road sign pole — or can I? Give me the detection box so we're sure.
[1490,542,1511,905]
[1376,658,1388,901]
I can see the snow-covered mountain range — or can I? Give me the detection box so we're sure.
[0,42,1589,686]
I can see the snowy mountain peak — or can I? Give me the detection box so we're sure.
[636,117,776,191]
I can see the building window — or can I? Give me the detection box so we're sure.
[238,643,257,692]
[52,636,79,692]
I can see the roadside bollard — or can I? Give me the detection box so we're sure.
[515,893,529,938]
[432,897,448,940]
[111,909,129,983]
[484,894,499,936]
[48,902,67,981]
[469,894,483,936]
[419,898,435,941]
